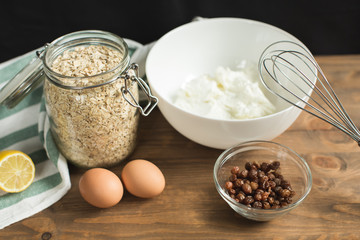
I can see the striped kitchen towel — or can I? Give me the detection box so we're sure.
[0,39,144,229]
[0,49,71,230]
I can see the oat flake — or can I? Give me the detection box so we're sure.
[45,45,139,168]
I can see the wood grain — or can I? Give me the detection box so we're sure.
[1,55,360,239]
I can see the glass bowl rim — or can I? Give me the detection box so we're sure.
[213,140,312,214]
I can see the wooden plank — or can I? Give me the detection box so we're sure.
[1,55,360,239]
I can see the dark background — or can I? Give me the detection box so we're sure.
[0,0,359,63]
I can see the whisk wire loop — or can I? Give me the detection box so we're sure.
[259,41,360,145]
[266,52,347,133]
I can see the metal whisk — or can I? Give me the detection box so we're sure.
[258,40,360,145]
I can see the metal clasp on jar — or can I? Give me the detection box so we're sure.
[121,63,158,116]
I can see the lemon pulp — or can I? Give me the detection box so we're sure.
[0,150,35,193]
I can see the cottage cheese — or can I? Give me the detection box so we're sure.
[174,62,276,120]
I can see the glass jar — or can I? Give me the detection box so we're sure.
[0,30,158,168]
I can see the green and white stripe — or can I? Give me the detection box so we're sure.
[0,39,143,229]
[0,48,71,229]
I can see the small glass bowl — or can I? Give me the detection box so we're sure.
[213,140,312,221]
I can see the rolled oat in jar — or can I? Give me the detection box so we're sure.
[41,31,157,168]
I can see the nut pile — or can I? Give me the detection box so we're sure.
[225,161,296,209]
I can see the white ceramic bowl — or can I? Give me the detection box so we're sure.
[146,18,313,149]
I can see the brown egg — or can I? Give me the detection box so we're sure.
[79,168,123,208]
[121,159,165,198]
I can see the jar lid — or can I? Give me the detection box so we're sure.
[0,49,45,108]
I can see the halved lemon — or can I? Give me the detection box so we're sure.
[0,150,35,193]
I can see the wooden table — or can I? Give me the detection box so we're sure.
[1,55,360,239]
